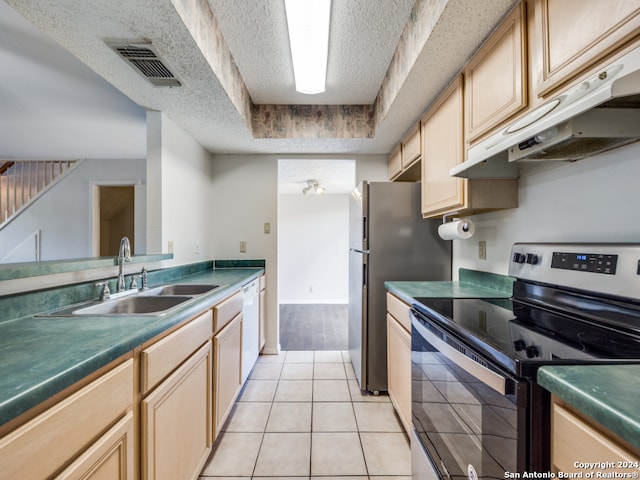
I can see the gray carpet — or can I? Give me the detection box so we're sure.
[279,304,348,351]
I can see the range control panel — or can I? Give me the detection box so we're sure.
[550,252,618,275]
[508,243,640,301]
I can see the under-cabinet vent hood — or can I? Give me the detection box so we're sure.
[109,42,181,87]
[452,45,640,179]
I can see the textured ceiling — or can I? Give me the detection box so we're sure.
[207,0,414,105]
[2,0,518,159]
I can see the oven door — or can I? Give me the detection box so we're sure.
[411,308,527,479]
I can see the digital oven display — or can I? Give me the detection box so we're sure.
[551,252,618,275]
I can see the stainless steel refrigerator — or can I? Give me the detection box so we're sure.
[348,181,451,393]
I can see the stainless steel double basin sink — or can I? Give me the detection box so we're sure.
[38,284,223,317]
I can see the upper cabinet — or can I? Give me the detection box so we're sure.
[388,124,422,181]
[533,0,640,97]
[465,2,528,144]
[421,76,519,218]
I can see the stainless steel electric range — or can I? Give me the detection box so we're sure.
[411,243,640,480]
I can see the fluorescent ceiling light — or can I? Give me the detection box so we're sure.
[284,0,331,95]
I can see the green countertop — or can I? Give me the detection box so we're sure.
[538,365,640,451]
[0,264,264,428]
[385,268,514,305]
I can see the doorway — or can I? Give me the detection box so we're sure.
[98,185,135,256]
[277,159,356,351]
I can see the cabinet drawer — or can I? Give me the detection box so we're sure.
[0,359,133,480]
[141,310,212,394]
[552,402,640,473]
[386,292,411,332]
[213,290,243,333]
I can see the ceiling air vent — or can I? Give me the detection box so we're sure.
[111,43,181,87]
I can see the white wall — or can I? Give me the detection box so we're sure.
[209,153,387,353]
[453,143,640,277]
[279,193,350,303]
[146,112,214,265]
[0,158,146,262]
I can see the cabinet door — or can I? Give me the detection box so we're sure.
[0,360,133,480]
[552,401,640,474]
[535,0,640,96]
[55,412,134,480]
[213,314,243,439]
[141,342,212,480]
[401,124,421,168]
[465,2,527,142]
[388,145,402,179]
[387,314,411,435]
[421,75,466,217]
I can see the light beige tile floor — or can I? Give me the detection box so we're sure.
[199,350,411,480]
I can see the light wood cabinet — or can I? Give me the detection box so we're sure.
[389,125,422,181]
[533,0,640,97]
[551,396,640,474]
[388,145,402,179]
[0,359,133,480]
[386,293,412,435]
[56,412,134,480]
[213,313,243,439]
[141,342,212,480]
[465,2,527,143]
[140,309,212,394]
[421,75,519,218]
[259,274,266,351]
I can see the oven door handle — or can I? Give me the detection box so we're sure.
[412,315,507,395]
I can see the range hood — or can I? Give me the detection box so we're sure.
[452,45,640,178]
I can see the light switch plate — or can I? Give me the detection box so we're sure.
[240,241,247,253]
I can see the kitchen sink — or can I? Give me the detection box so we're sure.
[72,295,192,315]
[141,284,220,296]
[35,283,225,317]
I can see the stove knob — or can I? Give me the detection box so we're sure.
[525,345,540,358]
[513,253,526,264]
[526,253,539,265]
[513,339,526,351]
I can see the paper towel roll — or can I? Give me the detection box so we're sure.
[438,219,475,240]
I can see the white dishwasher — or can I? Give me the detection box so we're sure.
[241,278,260,383]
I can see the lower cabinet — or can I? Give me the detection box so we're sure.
[56,412,134,480]
[141,342,212,480]
[551,396,640,474]
[213,313,243,439]
[386,293,412,435]
[0,359,134,480]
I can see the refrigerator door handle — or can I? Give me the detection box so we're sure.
[363,262,367,290]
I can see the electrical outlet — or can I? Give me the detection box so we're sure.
[167,240,174,254]
[240,241,247,253]
[264,222,271,234]
[479,241,487,260]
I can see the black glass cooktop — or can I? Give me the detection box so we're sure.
[412,295,640,377]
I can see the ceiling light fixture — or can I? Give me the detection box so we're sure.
[302,179,325,195]
[284,0,331,95]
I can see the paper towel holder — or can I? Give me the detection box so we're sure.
[442,213,471,233]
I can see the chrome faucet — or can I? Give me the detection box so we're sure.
[117,236,132,292]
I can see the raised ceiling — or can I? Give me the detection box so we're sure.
[2,0,518,158]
